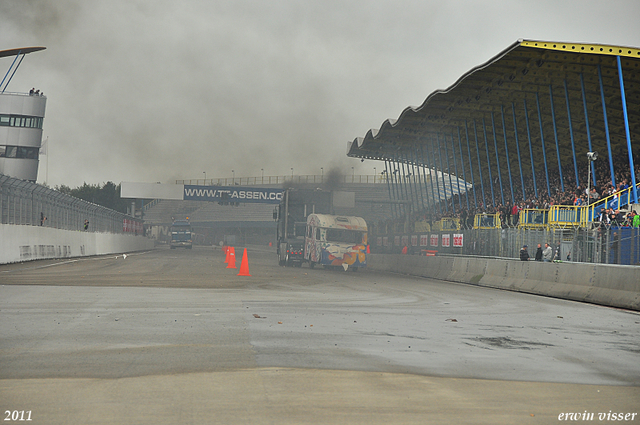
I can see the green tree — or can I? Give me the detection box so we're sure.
[55,181,129,213]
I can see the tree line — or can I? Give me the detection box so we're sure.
[55,182,129,214]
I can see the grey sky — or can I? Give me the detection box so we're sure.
[1,0,638,187]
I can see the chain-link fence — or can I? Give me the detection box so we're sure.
[372,225,640,266]
[0,174,143,234]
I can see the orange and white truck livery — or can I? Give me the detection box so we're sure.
[304,214,367,271]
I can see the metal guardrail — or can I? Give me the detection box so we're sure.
[0,174,143,234]
[373,226,640,265]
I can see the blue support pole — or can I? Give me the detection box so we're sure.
[511,103,526,200]
[390,157,402,216]
[422,144,439,215]
[408,150,419,211]
[464,121,478,208]
[490,113,505,205]
[406,150,419,212]
[419,145,432,212]
[482,118,496,207]
[617,56,638,204]
[384,160,397,219]
[443,133,456,214]
[436,133,449,213]
[426,139,443,215]
[523,98,538,198]
[580,73,597,188]
[1,53,26,93]
[400,152,414,212]
[411,149,422,211]
[598,64,616,187]
[549,84,565,193]
[398,157,408,217]
[0,52,22,92]
[451,130,463,210]
[499,106,515,204]
[472,120,487,209]
[564,79,580,188]
[535,92,552,196]
[500,106,515,204]
[398,153,409,212]
[456,127,470,209]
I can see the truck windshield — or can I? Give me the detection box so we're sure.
[172,231,191,241]
[325,229,364,244]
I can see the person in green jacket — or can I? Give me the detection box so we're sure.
[632,211,640,228]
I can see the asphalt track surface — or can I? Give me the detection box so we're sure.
[0,246,638,424]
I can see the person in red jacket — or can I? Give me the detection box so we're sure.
[511,203,520,226]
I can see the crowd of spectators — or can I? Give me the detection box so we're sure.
[387,152,640,231]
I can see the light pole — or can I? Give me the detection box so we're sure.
[261,168,264,184]
[291,168,294,179]
[203,171,206,184]
[320,167,323,180]
[587,151,598,208]
[232,169,235,185]
[373,167,376,183]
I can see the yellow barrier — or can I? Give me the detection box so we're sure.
[518,209,549,229]
[473,213,501,229]
[439,217,461,231]
[414,221,431,232]
[548,205,583,227]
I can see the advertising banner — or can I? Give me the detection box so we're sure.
[183,185,284,204]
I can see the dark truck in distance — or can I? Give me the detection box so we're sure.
[274,188,332,267]
[170,219,193,249]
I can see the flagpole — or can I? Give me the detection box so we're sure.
[45,136,48,185]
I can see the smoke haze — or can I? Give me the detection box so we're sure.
[1,0,638,187]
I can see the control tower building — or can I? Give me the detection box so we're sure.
[0,47,47,182]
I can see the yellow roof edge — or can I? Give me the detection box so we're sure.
[519,39,640,59]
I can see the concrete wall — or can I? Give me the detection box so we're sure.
[367,254,640,311]
[0,224,154,264]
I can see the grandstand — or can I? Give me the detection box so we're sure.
[347,39,639,220]
[345,39,639,265]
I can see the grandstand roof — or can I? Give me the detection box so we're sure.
[0,47,46,58]
[347,39,639,200]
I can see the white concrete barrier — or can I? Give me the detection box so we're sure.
[0,224,154,264]
[367,254,640,311]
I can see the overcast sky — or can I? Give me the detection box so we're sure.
[1,0,638,188]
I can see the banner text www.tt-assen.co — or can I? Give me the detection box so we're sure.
[183,185,284,204]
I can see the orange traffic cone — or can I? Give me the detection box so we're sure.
[226,247,236,269]
[224,246,229,263]
[237,248,251,276]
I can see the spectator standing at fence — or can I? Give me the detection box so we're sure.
[535,243,543,261]
[543,243,553,262]
[633,211,640,228]
[84,219,89,231]
[519,245,530,261]
[511,203,520,226]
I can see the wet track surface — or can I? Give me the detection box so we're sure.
[1,246,639,424]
